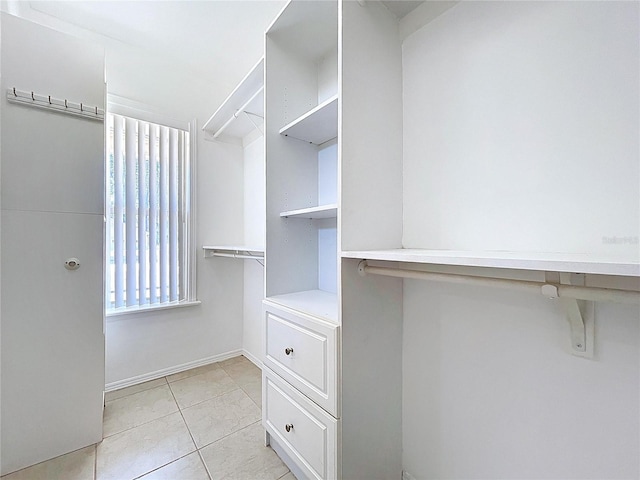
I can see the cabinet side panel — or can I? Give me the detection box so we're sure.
[1,212,105,475]
[341,258,403,479]
[340,0,403,252]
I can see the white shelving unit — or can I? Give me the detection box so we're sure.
[342,249,640,277]
[202,57,264,140]
[263,2,341,479]
[279,94,338,145]
[260,1,639,478]
[280,204,337,219]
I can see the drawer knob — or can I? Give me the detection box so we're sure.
[285,423,294,433]
[285,347,294,356]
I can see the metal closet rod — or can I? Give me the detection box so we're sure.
[213,86,264,139]
[357,261,640,305]
[212,252,263,260]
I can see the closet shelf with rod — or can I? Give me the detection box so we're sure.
[202,245,264,261]
[202,57,264,141]
[342,249,640,277]
[345,249,639,359]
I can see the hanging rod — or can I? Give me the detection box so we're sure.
[7,88,104,122]
[213,86,264,139]
[211,252,264,260]
[357,261,640,304]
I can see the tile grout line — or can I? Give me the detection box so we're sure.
[105,377,169,403]
[167,375,202,455]
[102,408,180,440]
[166,364,222,385]
[196,449,214,480]
[195,419,263,452]
[174,384,243,413]
[128,376,206,480]
[104,367,257,442]
[130,450,201,480]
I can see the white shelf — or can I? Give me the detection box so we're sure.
[341,249,640,277]
[203,245,264,260]
[203,58,264,139]
[280,204,337,219]
[279,94,338,145]
[266,290,338,324]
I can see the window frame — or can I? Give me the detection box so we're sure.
[105,94,198,318]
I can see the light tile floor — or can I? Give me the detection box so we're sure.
[2,356,293,480]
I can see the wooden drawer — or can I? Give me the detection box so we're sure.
[263,368,338,480]
[263,300,339,416]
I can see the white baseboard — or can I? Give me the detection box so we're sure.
[105,349,243,392]
[242,348,264,370]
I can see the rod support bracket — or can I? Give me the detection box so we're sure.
[549,272,594,358]
[357,260,368,276]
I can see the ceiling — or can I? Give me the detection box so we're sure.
[381,1,424,19]
[11,1,287,85]
[4,1,427,94]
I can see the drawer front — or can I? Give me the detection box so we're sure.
[263,301,339,416]
[263,369,338,480]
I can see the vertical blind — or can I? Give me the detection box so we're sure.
[106,113,190,309]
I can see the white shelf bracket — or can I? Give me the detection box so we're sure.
[548,272,594,358]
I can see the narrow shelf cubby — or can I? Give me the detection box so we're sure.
[265,0,339,314]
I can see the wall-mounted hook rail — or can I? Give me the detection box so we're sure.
[7,88,104,122]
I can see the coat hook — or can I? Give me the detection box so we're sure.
[31,91,34,101]
[65,99,68,108]
[13,87,17,96]
[80,103,83,112]
[48,95,52,104]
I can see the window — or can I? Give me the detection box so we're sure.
[106,112,195,312]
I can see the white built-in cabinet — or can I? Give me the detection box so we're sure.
[210,1,639,478]
[261,1,639,479]
[262,2,403,479]
[0,13,106,476]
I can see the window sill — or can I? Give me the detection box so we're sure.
[106,300,201,319]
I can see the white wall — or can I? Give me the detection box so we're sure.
[401,2,640,478]
[105,116,246,386]
[403,278,639,479]
[0,5,253,386]
[403,1,639,257]
[98,22,253,387]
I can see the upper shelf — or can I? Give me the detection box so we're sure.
[203,58,264,140]
[279,94,338,145]
[341,249,640,277]
[280,204,338,219]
